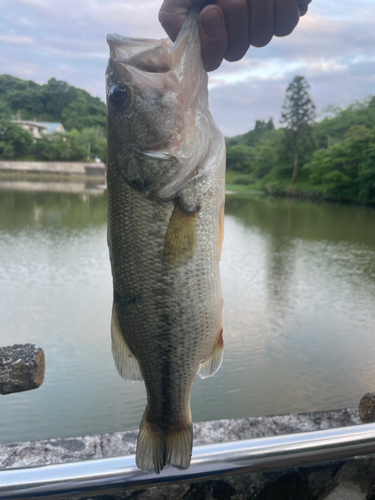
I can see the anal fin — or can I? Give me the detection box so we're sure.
[198,328,224,379]
[111,303,143,382]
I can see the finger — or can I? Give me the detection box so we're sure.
[248,0,274,48]
[159,0,205,42]
[274,0,300,37]
[199,5,228,71]
[216,0,250,62]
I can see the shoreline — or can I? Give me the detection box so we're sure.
[0,160,106,179]
[225,183,375,207]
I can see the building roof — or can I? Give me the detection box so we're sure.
[33,122,65,134]
[12,120,47,130]
[11,120,65,134]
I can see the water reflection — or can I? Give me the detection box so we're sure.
[0,189,107,230]
[225,195,375,247]
[1,188,375,444]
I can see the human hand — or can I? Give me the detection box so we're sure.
[159,0,312,71]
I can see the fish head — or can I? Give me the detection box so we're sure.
[106,11,211,199]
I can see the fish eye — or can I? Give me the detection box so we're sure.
[108,85,128,107]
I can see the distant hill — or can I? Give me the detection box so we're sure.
[0,75,106,131]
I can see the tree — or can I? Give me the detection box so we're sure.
[305,125,375,202]
[0,120,33,159]
[0,75,106,131]
[226,143,253,172]
[281,76,316,183]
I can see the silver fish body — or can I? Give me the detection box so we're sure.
[106,11,225,474]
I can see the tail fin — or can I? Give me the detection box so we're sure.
[136,409,193,474]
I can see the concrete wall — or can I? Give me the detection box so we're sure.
[0,161,105,176]
[0,180,106,195]
[2,409,374,499]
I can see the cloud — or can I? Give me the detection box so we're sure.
[1,0,374,134]
[0,34,35,44]
[9,16,34,27]
[210,78,286,136]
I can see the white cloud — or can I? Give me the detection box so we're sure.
[10,16,34,27]
[1,0,374,135]
[0,34,35,44]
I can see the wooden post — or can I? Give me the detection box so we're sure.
[0,344,45,395]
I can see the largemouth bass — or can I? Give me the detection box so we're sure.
[106,10,225,474]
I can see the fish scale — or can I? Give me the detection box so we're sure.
[106,10,225,473]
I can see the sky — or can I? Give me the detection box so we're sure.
[1,0,375,136]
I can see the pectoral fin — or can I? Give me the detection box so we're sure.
[111,303,143,382]
[198,328,224,379]
[163,199,199,268]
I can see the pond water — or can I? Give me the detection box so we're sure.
[1,183,375,444]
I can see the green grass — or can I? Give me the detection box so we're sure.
[225,170,238,183]
[225,183,266,196]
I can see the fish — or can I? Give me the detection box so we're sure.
[105,10,226,474]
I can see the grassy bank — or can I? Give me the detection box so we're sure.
[225,170,375,205]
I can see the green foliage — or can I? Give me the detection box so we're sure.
[225,74,375,203]
[29,127,107,162]
[231,174,255,185]
[226,121,283,180]
[280,76,316,183]
[225,170,239,183]
[61,97,106,131]
[313,97,375,149]
[0,75,106,131]
[278,124,316,172]
[304,126,375,202]
[226,144,253,172]
[227,119,275,148]
[0,75,107,162]
[0,119,34,158]
[281,76,316,131]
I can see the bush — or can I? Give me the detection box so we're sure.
[231,174,255,185]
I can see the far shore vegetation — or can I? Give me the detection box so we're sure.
[226,76,375,204]
[0,75,107,163]
[1,74,375,204]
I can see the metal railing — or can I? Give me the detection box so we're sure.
[1,422,375,499]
